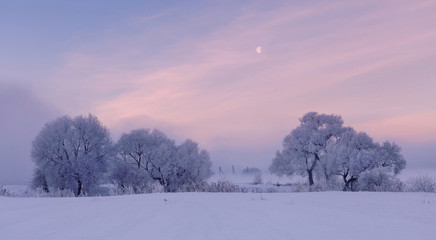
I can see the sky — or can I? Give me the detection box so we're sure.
[1,0,436,184]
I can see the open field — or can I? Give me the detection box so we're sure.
[1,191,436,240]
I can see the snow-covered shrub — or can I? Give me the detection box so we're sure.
[32,187,75,197]
[264,187,278,193]
[209,181,242,192]
[406,175,436,192]
[110,161,151,194]
[178,182,210,192]
[252,173,263,185]
[311,177,343,191]
[0,186,10,196]
[309,182,327,192]
[326,178,343,191]
[145,181,165,193]
[250,187,263,193]
[292,182,309,192]
[31,168,49,193]
[358,168,404,192]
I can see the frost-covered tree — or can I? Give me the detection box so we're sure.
[271,112,406,190]
[111,129,172,192]
[326,129,406,191]
[376,141,406,175]
[406,175,436,192]
[326,129,379,190]
[269,150,296,178]
[270,112,344,185]
[169,139,213,191]
[31,114,112,196]
[358,168,404,192]
[111,129,213,192]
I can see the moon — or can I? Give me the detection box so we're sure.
[256,46,262,54]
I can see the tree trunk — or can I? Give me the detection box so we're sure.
[308,169,314,186]
[77,180,82,196]
[343,177,357,191]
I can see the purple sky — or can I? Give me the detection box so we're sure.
[1,0,436,184]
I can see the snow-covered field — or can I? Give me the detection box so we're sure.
[1,192,435,240]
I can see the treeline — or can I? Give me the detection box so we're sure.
[31,114,213,196]
[30,112,424,197]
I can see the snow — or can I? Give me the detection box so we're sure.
[1,192,436,240]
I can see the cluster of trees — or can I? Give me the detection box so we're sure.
[31,112,410,196]
[111,129,212,193]
[270,112,406,191]
[31,114,213,196]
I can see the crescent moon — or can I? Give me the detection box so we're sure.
[256,46,262,54]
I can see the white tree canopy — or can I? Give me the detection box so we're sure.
[270,112,406,191]
[111,129,213,192]
[270,112,344,185]
[31,114,112,196]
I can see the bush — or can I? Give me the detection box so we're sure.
[0,186,10,196]
[108,181,165,196]
[252,173,263,185]
[30,187,76,197]
[209,181,245,192]
[358,169,404,192]
[406,175,436,192]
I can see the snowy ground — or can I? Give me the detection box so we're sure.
[1,192,436,240]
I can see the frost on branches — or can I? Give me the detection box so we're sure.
[270,112,406,191]
[110,129,213,193]
[31,114,112,196]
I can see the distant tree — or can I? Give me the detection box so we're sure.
[110,129,213,192]
[241,167,262,175]
[270,112,344,185]
[31,114,112,196]
[406,175,436,192]
[168,139,213,191]
[252,172,263,185]
[269,150,295,178]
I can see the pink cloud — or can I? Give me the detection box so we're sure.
[45,0,436,149]
[355,112,436,143]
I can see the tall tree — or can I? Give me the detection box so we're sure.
[271,112,344,185]
[31,114,112,196]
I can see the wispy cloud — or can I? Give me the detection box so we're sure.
[45,0,436,149]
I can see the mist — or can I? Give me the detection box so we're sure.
[0,84,58,184]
